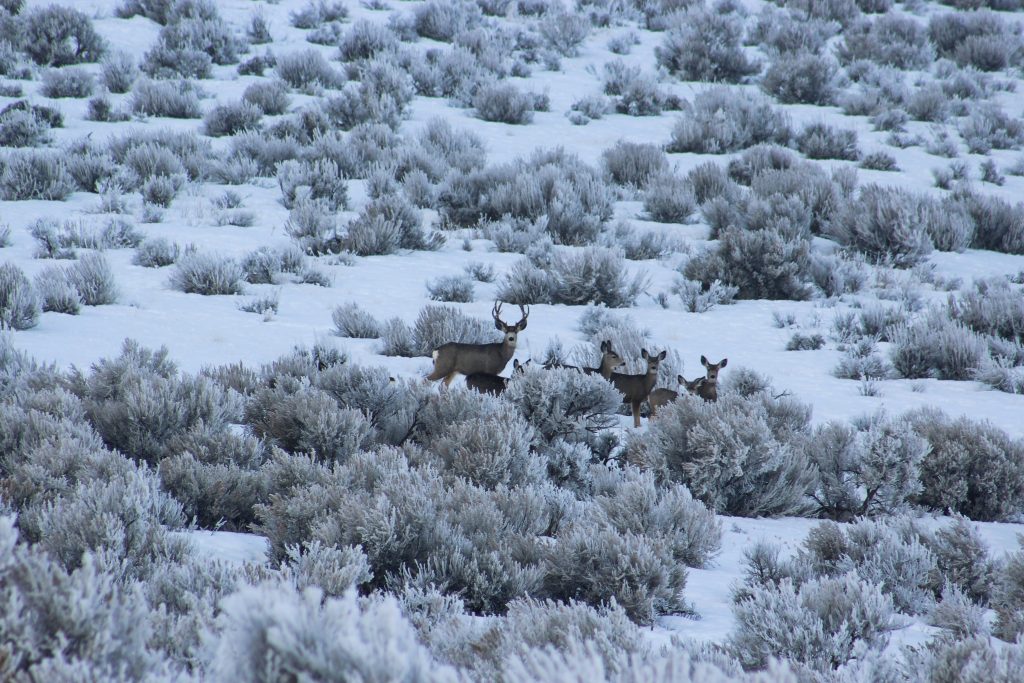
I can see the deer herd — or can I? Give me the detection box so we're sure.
[426,302,727,428]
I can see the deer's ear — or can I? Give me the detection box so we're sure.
[720,358,728,368]
[677,375,684,383]
[659,350,667,360]
[517,319,527,331]
[495,318,505,331]
[600,340,608,352]
[641,349,649,359]
[701,355,709,367]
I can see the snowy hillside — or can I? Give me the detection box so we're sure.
[2,0,1024,680]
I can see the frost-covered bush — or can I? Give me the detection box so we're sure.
[827,185,934,267]
[346,193,436,255]
[159,440,268,531]
[332,302,381,338]
[131,79,202,119]
[246,384,374,461]
[0,516,164,679]
[34,467,186,582]
[948,277,1024,343]
[277,158,347,210]
[958,192,1024,255]
[906,407,1024,521]
[141,1,242,78]
[655,7,759,83]
[169,252,245,295]
[994,546,1024,641]
[134,239,182,268]
[730,573,896,672]
[795,122,859,160]
[0,149,75,200]
[838,14,933,70]
[276,49,344,91]
[505,365,622,444]
[684,226,812,301]
[542,520,689,625]
[929,10,1022,72]
[413,0,484,42]
[496,260,553,305]
[641,393,815,517]
[594,467,722,569]
[21,5,106,66]
[417,117,487,176]
[439,149,613,245]
[285,198,343,255]
[242,79,290,116]
[290,0,349,28]
[410,303,496,358]
[643,172,696,223]
[890,308,987,380]
[667,88,791,154]
[72,340,241,467]
[539,11,589,56]
[761,52,836,105]
[427,275,474,303]
[65,252,117,306]
[602,141,668,189]
[322,56,416,130]
[202,100,262,137]
[109,129,211,185]
[672,278,738,313]
[905,635,1024,683]
[0,107,51,147]
[0,262,40,330]
[35,265,81,315]
[424,404,543,489]
[860,150,899,172]
[206,585,453,683]
[804,416,926,520]
[959,104,1024,154]
[100,50,137,93]
[516,248,646,308]
[337,20,399,63]
[474,82,536,124]
[39,66,94,98]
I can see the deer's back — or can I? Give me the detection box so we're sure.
[434,341,509,375]
[649,388,678,410]
[610,372,657,402]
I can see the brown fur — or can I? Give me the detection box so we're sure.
[695,356,727,402]
[610,349,666,427]
[465,359,527,396]
[426,302,529,386]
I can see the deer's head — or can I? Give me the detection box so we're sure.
[641,348,667,374]
[700,356,728,384]
[599,340,626,372]
[679,374,704,394]
[493,302,529,346]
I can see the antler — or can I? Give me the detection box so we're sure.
[515,304,529,330]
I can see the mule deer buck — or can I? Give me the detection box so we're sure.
[610,349,666,427]
[694,356,727,402]
[544,340,625,379]
[648,374,705,413]
[465,359,528,396]
[426,302,529,386]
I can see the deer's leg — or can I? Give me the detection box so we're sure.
[443,372,458,387]
[632,402,641,428]
[649,402,657,419]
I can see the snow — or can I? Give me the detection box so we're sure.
[4,0,1024,657]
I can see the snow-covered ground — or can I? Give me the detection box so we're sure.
[4,0,1024,671]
